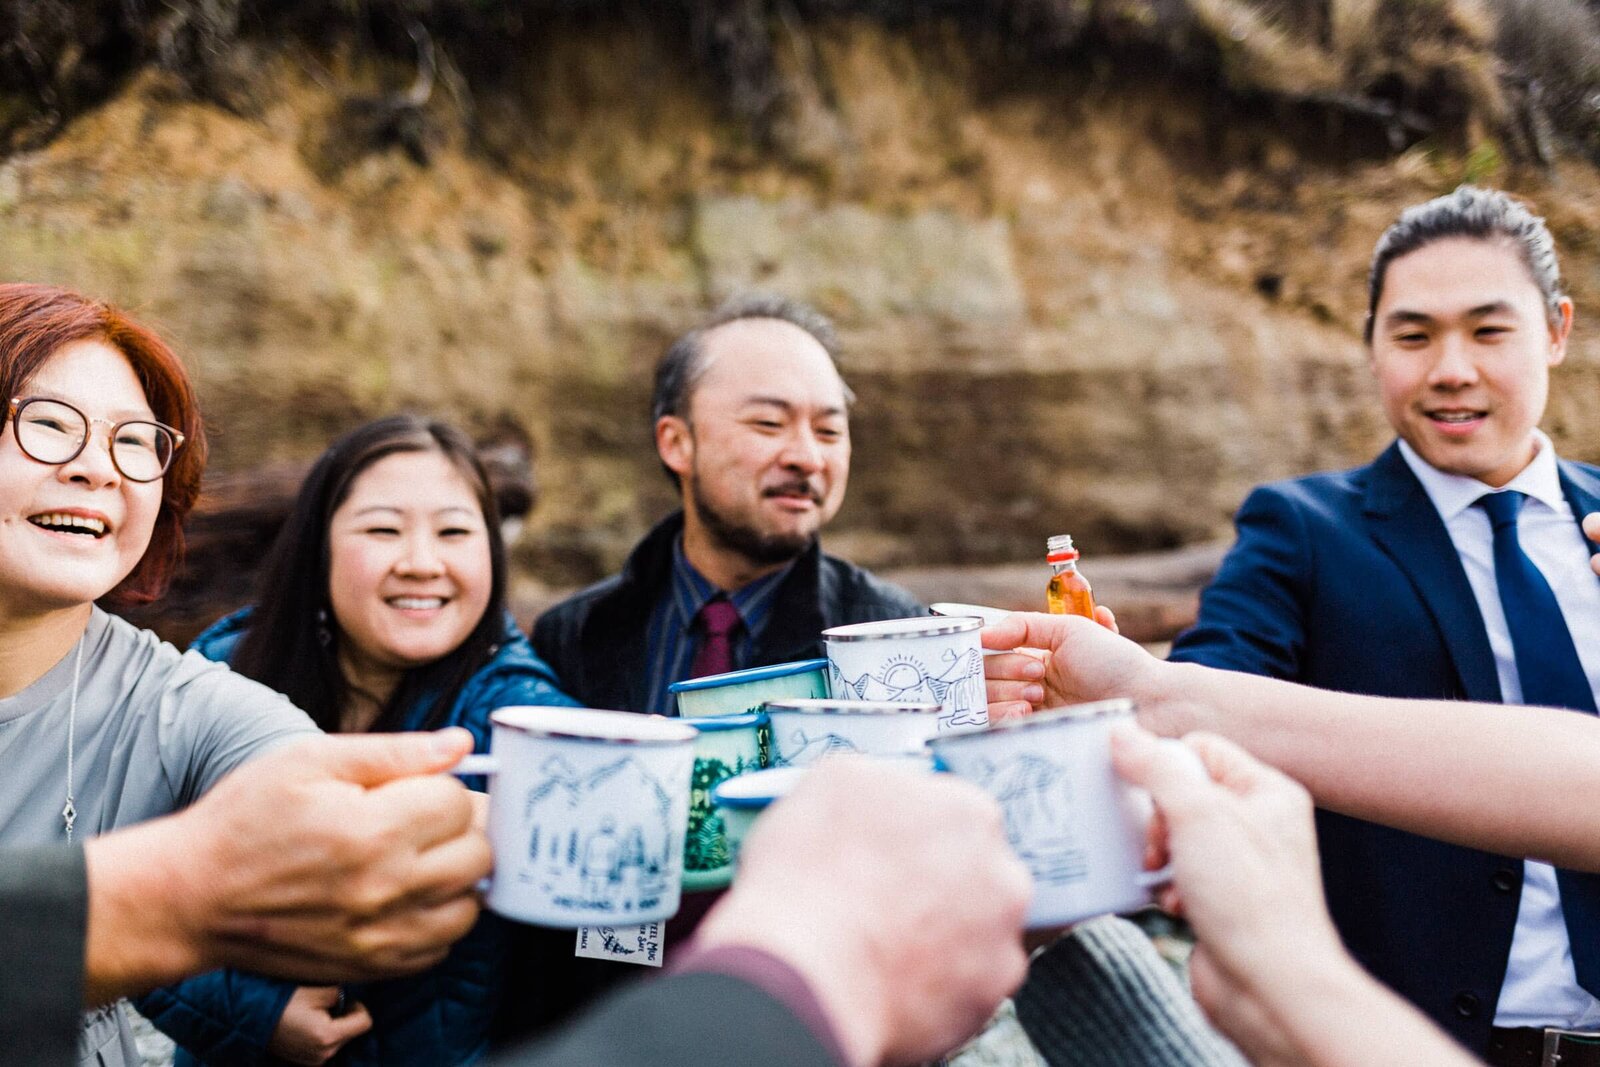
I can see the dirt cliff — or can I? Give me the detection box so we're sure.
[1,7,1597,599]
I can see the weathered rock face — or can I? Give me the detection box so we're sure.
[2,17,1597,597]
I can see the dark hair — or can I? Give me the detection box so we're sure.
[650,293,849,485]
[0,283,208,606]
[229,415,507,735]
[1365,185,1565,343]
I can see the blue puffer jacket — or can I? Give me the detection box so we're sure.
[136,608,578,1067]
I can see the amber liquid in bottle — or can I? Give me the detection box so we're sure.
[1045,534,1096,619]
[1046,563,1096,618]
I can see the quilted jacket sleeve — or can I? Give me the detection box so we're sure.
[134,968,296,1066]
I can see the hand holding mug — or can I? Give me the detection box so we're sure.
[82,730,490,1003]
[982,610,1158,721]
[695,758,1031,1067]
[1110,727,1345,1059]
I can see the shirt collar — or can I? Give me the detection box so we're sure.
[1398,429,1566,521]
[670,536,720,625]
[669,536,795,623]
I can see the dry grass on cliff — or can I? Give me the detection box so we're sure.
[3,0,1600,167]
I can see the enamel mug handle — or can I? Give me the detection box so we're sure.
[454,754,498,777]
[1138,865,1173,891]
[451,754,498,894]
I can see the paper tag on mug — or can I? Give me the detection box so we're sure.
[575,923,664,967]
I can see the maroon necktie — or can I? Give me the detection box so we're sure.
[689,597,742,678]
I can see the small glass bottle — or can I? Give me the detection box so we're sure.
[1046,534,1096,619]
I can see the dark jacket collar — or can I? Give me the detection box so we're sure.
[585,511,828,710]
[615,511,689,597]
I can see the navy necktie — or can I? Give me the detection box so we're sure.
[1479,490,1600,995]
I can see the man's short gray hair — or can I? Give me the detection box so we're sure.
[651,293,848,426]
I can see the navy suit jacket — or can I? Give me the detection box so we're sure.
[1170,441,1600,1053]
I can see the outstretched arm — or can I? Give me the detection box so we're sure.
[985,612,1600,872]
[1112,727,1477,1067]
[83,729,488,1004]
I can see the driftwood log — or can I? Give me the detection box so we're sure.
[117,407,1217,651]
[881,542,1227,649]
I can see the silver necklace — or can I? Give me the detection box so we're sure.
[63,633,84,843]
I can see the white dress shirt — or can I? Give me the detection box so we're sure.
[1400,432,1600,1028]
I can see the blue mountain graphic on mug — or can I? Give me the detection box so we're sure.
[519,754,675,912]
[776,727,863,766]
[972,754,1089,885]
[830,648,985,729]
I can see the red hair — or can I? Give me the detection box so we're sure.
[0,283,208,605]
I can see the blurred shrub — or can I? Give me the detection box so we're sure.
[2,0,1600,165]
[1494,0,1600,161]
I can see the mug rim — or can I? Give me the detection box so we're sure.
[681,711,768,731]
[712,766,808,809]
[764,698,944,716]
[929,602,1014,625]
[488,705,699,745]
[927,698,1135,748]
[823,615,983,641]
[666,658,830,693]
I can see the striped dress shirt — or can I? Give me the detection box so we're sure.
[641,537,793,716]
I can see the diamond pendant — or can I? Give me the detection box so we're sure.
[62,798,76,838]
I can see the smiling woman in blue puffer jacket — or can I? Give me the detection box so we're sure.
[137,415,579,1067]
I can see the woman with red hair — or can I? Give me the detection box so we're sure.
[0,283,318,1067]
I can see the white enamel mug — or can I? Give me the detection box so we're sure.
[710,765,810,869]
[762,699,942,766]
[927,699,1167,928]
[713,759,938,870]
[822,616,988,733]
[456,706,698,928]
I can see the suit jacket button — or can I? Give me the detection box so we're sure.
[1493,868,1517,893]
[1454,992,1481,1017]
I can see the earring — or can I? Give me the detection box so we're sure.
[316,608,332,648]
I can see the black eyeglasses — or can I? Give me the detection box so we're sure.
[7,397,185,483]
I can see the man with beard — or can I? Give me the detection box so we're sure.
[533,294,921,715]
[513,297,924,1033]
